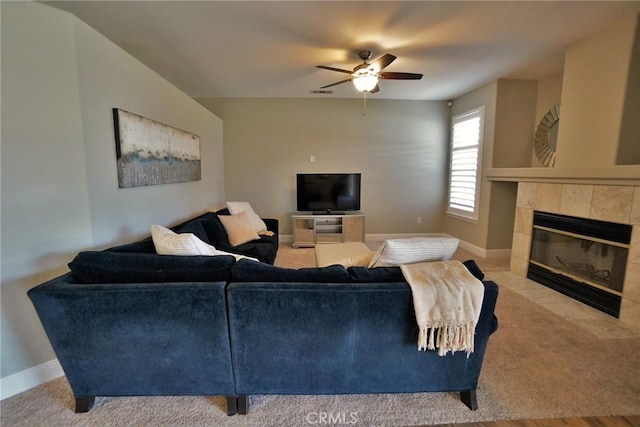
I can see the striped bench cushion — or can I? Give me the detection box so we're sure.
[368,237,459,267]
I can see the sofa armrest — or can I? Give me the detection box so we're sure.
[263,218,279,246]
[28,273,235,398]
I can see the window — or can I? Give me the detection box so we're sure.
[447,106,484,221]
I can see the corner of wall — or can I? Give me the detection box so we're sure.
[617,13,640,165]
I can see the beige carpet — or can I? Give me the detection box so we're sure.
[2,244,638,426]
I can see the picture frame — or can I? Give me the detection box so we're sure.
[113,108,201,188]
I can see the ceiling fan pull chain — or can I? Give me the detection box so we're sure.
[363,91,367,114]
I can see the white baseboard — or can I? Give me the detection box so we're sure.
[365,233,448,242]
[1,359,64,400]
[283,233,511,259]
[457,239,512,259]
[282,233,446,244]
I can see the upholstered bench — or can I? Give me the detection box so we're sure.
[315,242,372,267]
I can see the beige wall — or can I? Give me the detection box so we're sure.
[1,2,225,380]
[617,14,640,165]
[444,81,497,250]
[493,79,538,168]
[556,13,639,168]
[198,98,449,236]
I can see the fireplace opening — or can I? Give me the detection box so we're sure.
[527,211,632,317]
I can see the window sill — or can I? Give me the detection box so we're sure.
[446,211,479,224]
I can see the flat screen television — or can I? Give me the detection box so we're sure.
[296,173,361,214]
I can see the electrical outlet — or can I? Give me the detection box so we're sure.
[309,155,315,163]
[417,217,422,224]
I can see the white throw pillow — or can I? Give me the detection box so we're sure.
[368,237,460,267]
[151,224,258,261]
[151,225,218,255]
[226,201,268,233]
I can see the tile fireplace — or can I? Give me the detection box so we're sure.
[510,183,639,328]
[527,211,631,317]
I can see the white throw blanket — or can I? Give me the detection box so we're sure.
[400,261,484,356]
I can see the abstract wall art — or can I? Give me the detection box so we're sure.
[113,108,201,188]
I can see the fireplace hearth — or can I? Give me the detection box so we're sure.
[527,211,632,317]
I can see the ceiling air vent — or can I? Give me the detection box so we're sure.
[309,90,333,94]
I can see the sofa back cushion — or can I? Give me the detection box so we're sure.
[108,237,156,254]
[107,216,220,254]
[194,213,231,246]
[68,251,235,284]
[348,260,485,283]
[174,220,210,243]
[347,266,405,283]
[231,259,350,283]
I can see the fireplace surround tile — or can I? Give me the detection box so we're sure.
[590,185,633,223]
[620,299,640,327]
[631,187,640,224]
[510,255,528,276]
[516,182,537,208]
[560,184,593,218]
[514,207,533,236]
[630,228,640,264]
[511,231,531,262]
[535,183,562,212]
[623,261,640,304]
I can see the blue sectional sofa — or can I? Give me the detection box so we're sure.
[28,212,499,416]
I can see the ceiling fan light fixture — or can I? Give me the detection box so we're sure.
[353,74,378,92]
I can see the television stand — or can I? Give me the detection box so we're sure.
[291,213,365,248]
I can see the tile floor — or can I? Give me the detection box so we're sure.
[285,240,640,339]
[485,270,640,339]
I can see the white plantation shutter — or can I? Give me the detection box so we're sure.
[448,107,484,221]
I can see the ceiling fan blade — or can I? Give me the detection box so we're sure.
[378,72,423,80]
[369,84,380,94]
[320,78,352,89]
[369,54,396,72]
[316,65,353,74]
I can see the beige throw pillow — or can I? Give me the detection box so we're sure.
[219,212,260,246]
[226,201,268,233]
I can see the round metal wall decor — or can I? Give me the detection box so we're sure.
[534,104,560,167]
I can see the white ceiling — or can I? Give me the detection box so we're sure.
[46,1,640,101]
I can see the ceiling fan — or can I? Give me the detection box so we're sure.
[317,50,423,93]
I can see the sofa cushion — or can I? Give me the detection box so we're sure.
[348,260,485,283]
[108,237,156,254]
[369,237,460,267]
[347,266,405,283]
[101,220,210,255]
[231,259,350,283]
[196,213,231,246]
[174,219,210,243]
[68,251,236,284]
